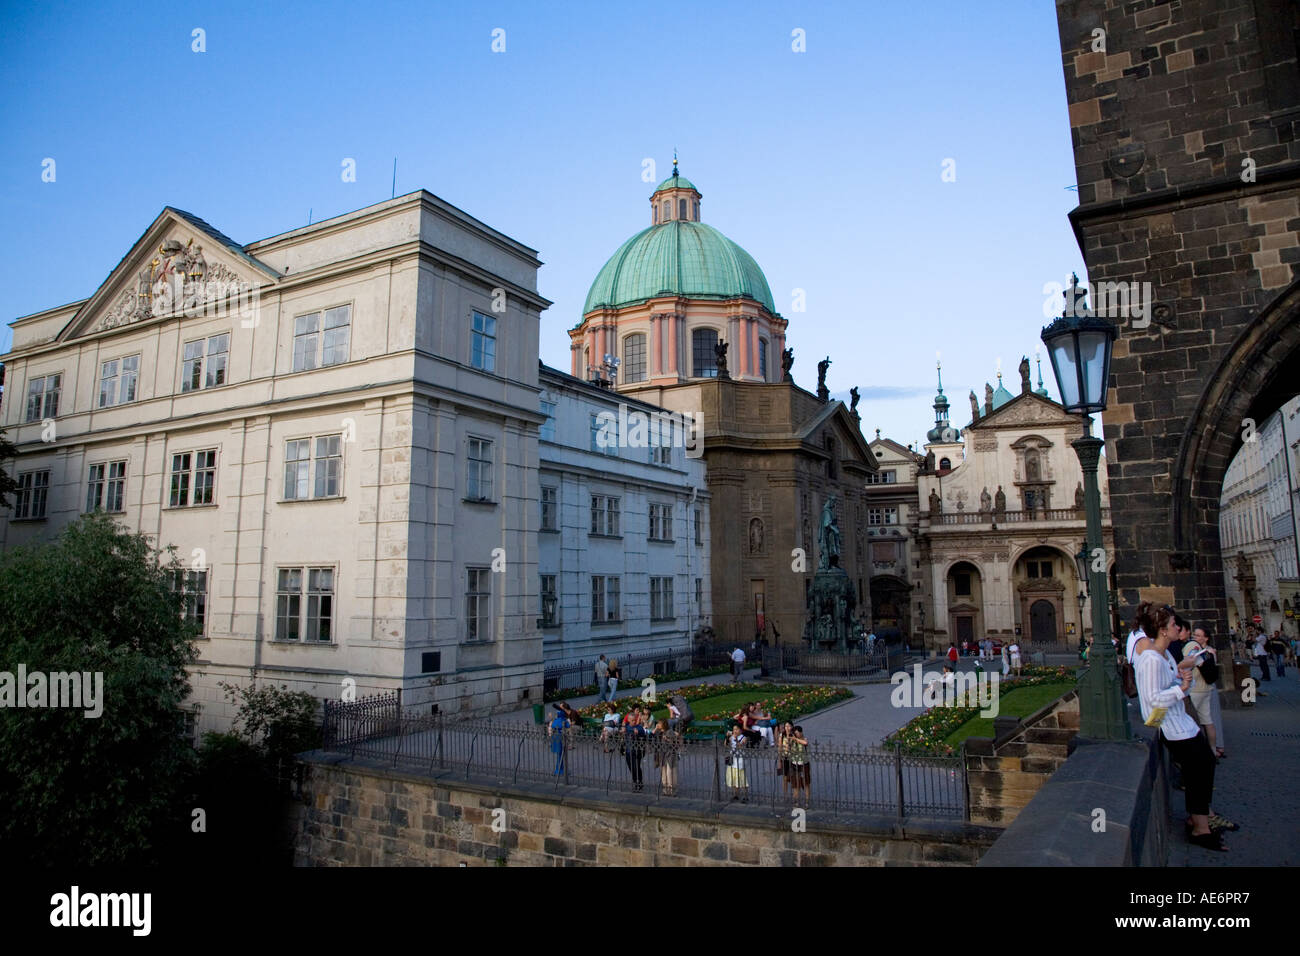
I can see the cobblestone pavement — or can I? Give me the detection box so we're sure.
[1166,668,1300,867]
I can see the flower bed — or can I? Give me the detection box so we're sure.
[573,681,852,726]
[543,664,731,703]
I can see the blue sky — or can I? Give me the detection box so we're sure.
[0,0,1087,446]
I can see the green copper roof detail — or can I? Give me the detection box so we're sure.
[992,374,1014,410]
[583,220,775,314]
[654,173,697,193]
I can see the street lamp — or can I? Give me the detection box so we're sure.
[1042,278,1131,740]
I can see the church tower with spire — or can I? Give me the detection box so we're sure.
[923,358,964,474]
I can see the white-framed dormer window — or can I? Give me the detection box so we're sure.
[169,449,217,507]
[471,311,496,372]
[25,373,61,422]
[182,333,230,392]
[99,355,140,408]
[467,437,494,501]
[293,305,352,372]
[283,434,343,500]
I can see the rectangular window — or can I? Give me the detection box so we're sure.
[883,506,898,525]
[758,339,768,380]
[650,576,674,621]
[471,311,496,372]
[25,374,61,422]
[466,567,491,641]
[869,508,883,526]
[590,494,620,536]
[695,508,703,545]
[293,306,352,372]
[591,575,620,623]
[652,445,672,465]
[275,567,334,643]
[539,400,557,443]
[13,470,50,520]
[182,334,230,392]
[467,438,493,501]
[540,574,558,627]
[171,569,208,636]
[695,577,703,608]
[540,486,557,531]
[590,413,618,456]
[87,461,126,512]
[649,502,673,541]
[283,435,342,500]
[170,449,217,507]
[623,334,647,383]
[955,573,971,597]
[99,355,140,408]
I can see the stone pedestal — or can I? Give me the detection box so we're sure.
[804,566,858,652]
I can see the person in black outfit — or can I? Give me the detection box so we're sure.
[623,707,647,791]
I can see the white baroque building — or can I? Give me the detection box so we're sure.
[536,365,711,666]
[1219,395,1300,635]
[1,193,550,732]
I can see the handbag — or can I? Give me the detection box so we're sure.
[1118,658,1138,699]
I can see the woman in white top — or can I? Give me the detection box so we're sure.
[1008,641,1022,676]
[1136,605,1225,851]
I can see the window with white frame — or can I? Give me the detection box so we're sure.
[867,469,899,485]
[466,567,492,641]
[540,486,557,531]
[649,502,673,541]
[182,333,230,392]
[591,575,620,623]
[650,576,674,621]
[171,569,208,636]
[467,437,493,500]
[590,413,618,456]
[170,449,217,507]
[590,494,620,536]
[283,435,343,500]
[25,374,61,422]
[539,400,557,442]
[882,506,898,525]
[276,567,335,642]
[471,311,496,372]
[293,305,352,372]
[13,470,50,520]
[98,355,140,408]
[623,334,647,383]
[540,574,558,627]
[86,460,127,513]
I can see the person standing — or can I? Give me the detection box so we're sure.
[1001,641,1010,677]
[1187,626,1226,759]
[1135,606,1225,851]
[595,654,609,701]
[1254,631,1271,681]
[1267,629,1287,677]
[653,719,681,796]
[670,693,694,733]
[607,658,621,699]
[1008,639,1022,677]
[548,704,570,776]
[725,724,749,802]
[777,721,794,800]
[731,646,747,683]
[788,726,811,807]
[623,707,647,792]
[947,644,959,670]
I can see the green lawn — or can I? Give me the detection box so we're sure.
[942,682,1074,748]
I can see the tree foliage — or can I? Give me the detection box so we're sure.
[0,513,198,865]
[0,428,18,509]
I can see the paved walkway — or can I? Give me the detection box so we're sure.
[1165,666,1300,866]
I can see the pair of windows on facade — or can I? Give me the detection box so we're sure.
[1023,559,1054,579]
[866,469,898,485]
[539,575,699,627]
[684,329,768,380]
[869,507,898,525]
[276,567,334,642]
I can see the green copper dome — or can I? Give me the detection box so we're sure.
[654,173,697,192]
[583,220,776,314]
[992,375,1014,410]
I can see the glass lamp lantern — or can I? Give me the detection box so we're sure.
[1041,277,1117,414]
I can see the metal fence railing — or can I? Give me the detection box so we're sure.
[322,690,401,750]
[544,642,695,695]
[321,713,966,821]
[760,642,897,680]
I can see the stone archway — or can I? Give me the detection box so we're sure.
[1165,277,1300,636]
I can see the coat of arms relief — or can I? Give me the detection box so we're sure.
[95,236,248,332]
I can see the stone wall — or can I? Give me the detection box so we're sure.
[1054,0,1300,638]
[964,688,1080,826]
[292,755,1001,866]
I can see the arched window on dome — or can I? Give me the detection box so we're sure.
[623,333,646,383]
[692,200,698,221]
[679,198,687,220]
[653,205,658,224]
[758,337,769,381]
[692,328,718,379]
[663,200,670,221]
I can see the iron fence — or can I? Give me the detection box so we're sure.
[544,642,694,695]
[761,642,897,681]
[321,712,966,821]
[322,690,401,749]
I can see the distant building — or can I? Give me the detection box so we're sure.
[1219,396,1300,636]
[864,431,925,637]
[568,163,877,645]
[536,363,710,665]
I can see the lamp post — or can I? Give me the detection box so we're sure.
[1042,276,1131,740]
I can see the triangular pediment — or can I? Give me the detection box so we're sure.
[795,401,877,472]
[61,207,280,340]
[967,391,1082,431]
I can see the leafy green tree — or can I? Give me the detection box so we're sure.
[0,428,18,509]
[0,513,198,865]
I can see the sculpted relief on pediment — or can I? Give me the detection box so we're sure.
[94,236,256,333]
